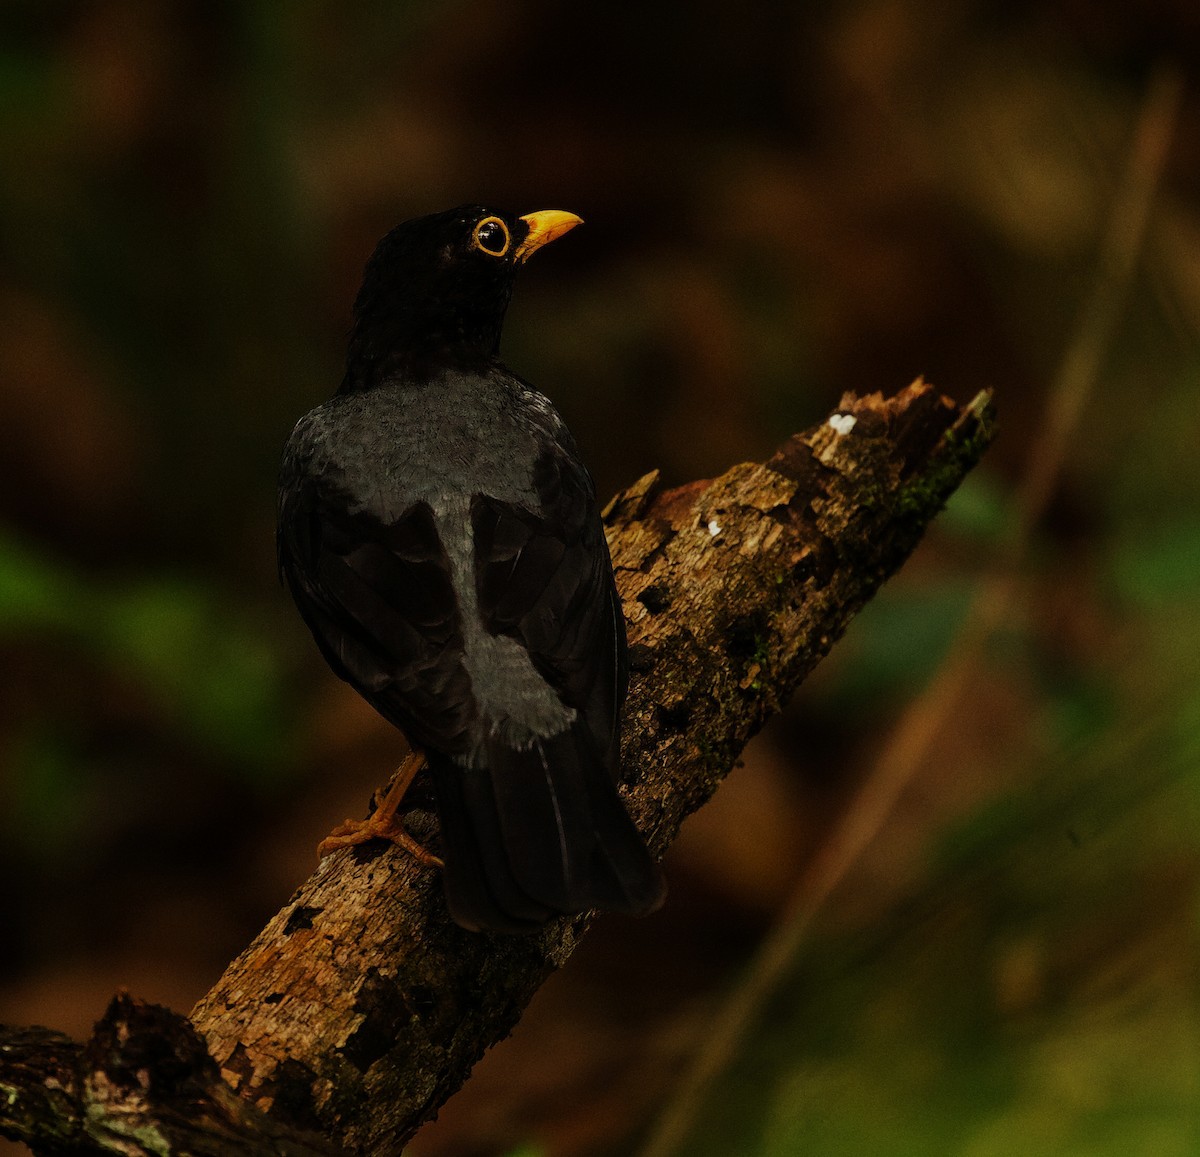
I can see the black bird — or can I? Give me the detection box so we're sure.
[277,205,665,932]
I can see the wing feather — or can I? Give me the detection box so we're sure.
[470,445,627,772]
[277,478,476,754]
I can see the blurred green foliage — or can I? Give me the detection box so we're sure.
[820,579,975,705]
[674,681,1200,1155]
[0,527,296,774]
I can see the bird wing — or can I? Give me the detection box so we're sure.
[276,473,478,755]
[470,440,628,771]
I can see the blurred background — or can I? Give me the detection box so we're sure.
[1,2,1199,1154]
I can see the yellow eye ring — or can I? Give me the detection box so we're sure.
[472,216,511,258]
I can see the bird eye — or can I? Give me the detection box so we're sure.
[472,217,511,258]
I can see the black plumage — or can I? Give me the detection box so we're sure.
[277,205,664,932]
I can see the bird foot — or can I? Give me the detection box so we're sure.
[316,749,442,867]
[317,813,443,867]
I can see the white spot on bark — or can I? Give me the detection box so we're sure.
[828,413,856,436]
[708,520,721,536]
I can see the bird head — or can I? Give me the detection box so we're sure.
[342,205,582,391]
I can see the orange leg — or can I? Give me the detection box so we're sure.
[317,749,443,867]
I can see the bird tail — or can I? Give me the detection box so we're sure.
[428,722,665,933]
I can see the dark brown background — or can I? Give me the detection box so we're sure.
[1,2,1198,1154]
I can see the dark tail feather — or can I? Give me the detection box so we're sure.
[580,754,667,916]
[429,721,665,933]
[430,757,551,933]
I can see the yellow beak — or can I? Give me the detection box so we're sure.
[515,210,583,262]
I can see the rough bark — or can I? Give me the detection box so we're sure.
[0,994,346,1155]
[1,380,994,1156]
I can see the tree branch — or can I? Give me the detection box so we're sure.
[0,993,346,1155]
[1,380,994,1156]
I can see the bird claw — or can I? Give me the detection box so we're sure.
[317,815,443,867]
[316,749,441,867]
